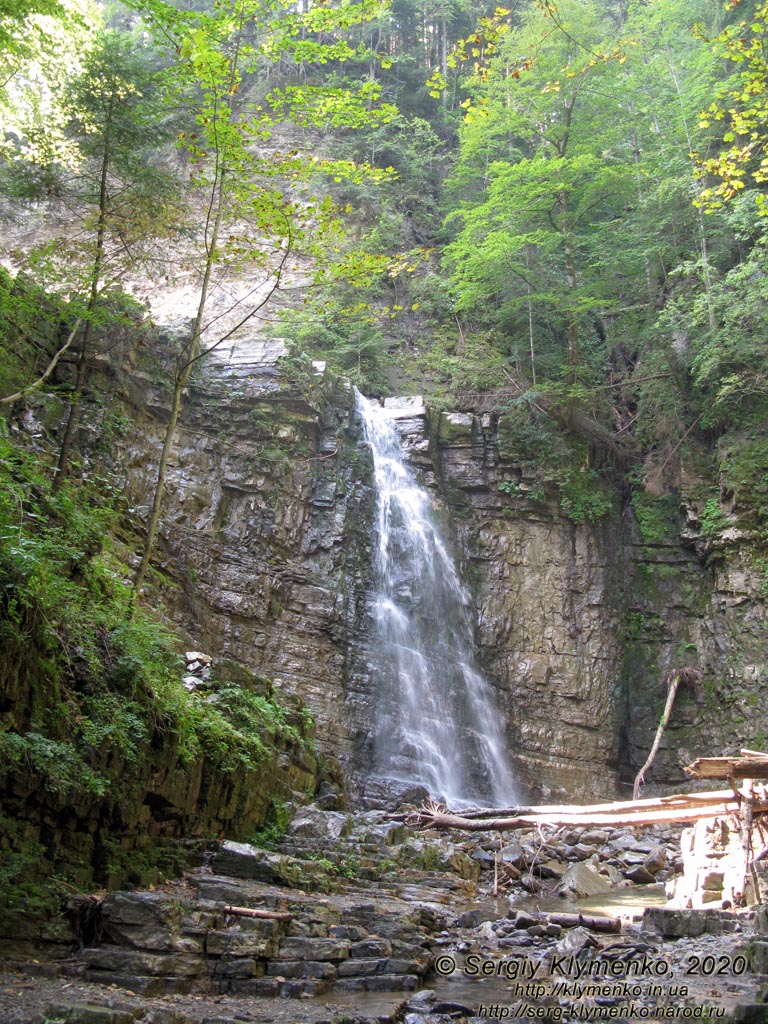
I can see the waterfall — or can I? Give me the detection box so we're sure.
[357,391,516,807]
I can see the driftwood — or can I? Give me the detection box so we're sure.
[395,788,746,824]
[633,667,700,800]
[403,788,767,833]
[221,905,292,921]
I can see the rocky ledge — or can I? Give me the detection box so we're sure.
[4,808,768,1024]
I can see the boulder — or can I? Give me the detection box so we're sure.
[286,807,350,840]
[642,845,668,875]
[554,926,598,956]
[624,865,657,885]
[557,862,612,898]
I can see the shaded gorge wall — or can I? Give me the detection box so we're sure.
[394,401,768,802]
[32,323,768,806]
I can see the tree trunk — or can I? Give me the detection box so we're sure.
[54,94,113,492]
[0,318,81,406]
[400,788,766,832]
[632,672,681,800]
[130,168,227,604]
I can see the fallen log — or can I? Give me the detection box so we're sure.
[221,905,292,921]
[414,788,746,823]
[405,797,768,833]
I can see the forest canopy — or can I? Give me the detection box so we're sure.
[1,0,768,505]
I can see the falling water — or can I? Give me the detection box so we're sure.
[357,391,516,807]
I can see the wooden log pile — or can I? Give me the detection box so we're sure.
[684,750,768,781]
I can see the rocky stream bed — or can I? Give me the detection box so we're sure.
[4,807,768,1024]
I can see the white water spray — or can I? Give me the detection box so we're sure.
[357,392,516,806]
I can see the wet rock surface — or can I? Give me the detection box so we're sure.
[3,811,768,1023]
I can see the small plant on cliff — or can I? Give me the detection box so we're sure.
[700,495,728,539]
[250,798,292,849]
[0,427,314,895]
[631,491,679,547]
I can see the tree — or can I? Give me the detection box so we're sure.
[697,0,768,213]
[129,0,399,601]
[1,26,180,483]
[46,29,179,488]
[443,0,634,386]
[0,0,92,166]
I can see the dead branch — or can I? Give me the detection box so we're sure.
[221,905,292,921]
[396,787,745,825]
[404,791,768,833]
[633,667,700,800]
[545,912,621,933]
[0,318,82,405]
[684,755,768,780]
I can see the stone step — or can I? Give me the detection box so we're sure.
[71,857,439,1002]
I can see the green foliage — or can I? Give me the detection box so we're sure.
[277,296,391,394]
[699,495,728,538]
[250,798,293,849]
[189,684,305,774]
[719,430,768,537]
[0,427,311,817]
[696,0,768,213]
[557,466,615,526]
[632,492,679,546]
[0,272,68,400]
[0,731,108,796]
[0,813,62,916]
[496,399,614,524]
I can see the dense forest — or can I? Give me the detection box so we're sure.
[3,0,768,518]
[1,0,768,931]
[4,0,768,517]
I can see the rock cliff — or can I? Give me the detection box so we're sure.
[13,324,768,809]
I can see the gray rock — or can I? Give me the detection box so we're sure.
[212,842,302,885]
[43,1005,137,1024]
[558,862,612,898]
[99,893,184,951]
[747,940,768,974]
[359,777,431,811]
[405,989,437,1010]
[642,907,726,937]
[642,845,668,874]
[555,926,598,956]
[580,829,610,845]
[350,937,392,957]
[287,806,350,840]
[536,859,567,879]
[336,958,389,977]
[277,935,351,960]
[624,865,657,885]
[520,873,542,893]
[84,948,204,978]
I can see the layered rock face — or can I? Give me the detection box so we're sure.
[107,349,377,782]
[391,402,768,802]
[387,401,625,802]
[52,329,768,805]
